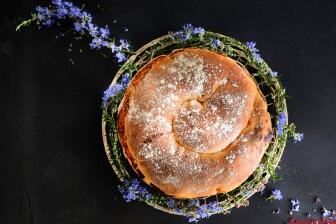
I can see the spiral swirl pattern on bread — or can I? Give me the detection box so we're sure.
[117,48,272,198]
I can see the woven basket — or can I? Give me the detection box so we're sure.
[101,32,288,216]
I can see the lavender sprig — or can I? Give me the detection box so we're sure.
[186,201,223,223]
[246,41,263,63]
[172,23,205,41]
[102,73,130,105]
[266,189,283,201]
[188,199,200,207]
[270,71,278,78]
[168,198,174,209]
[277,112,287,135]
[210,38,222,47]
[16,0,131,63]
[117,178,152,202]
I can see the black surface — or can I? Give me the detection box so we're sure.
[1,0,336,223]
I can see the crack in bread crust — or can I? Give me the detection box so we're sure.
[117,48,272,198]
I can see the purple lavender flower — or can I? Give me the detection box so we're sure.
[139,187,149,197]
[101,40,109,47]
[35,6,45,17]
[123,189,138,202]
[290,199,300,212]
[210,38,221,47]
[270,71,278,78]
[121,73,130,88]
[172,24,206,41]
[33,1,131,65]
[56,5,68,19]
[187,214,199,223]
[196,204,210,219]
[267,189,283,201]
[115,52,127,63]
[130,179,140,189]
[172,30,190,41]
[43,19,54,27]
[277,112,287,135]
[52,0,63,7]
[135,184,148,195]
[73,22,83,32]
[110,43,119,53]
[246,42,257,51]
[100,26,110,38]
[182,23,194,31]
[51,0,63,6]
[144,193,152,201]
[87,23,99,36]
[102,83,123,104]
[89,37,103,49]
[278,113,287,125]
[293,133,304,143]
[192,27,205,35]
[188,199,200,207]
[36,6,53,22]
[175,208,182,214]
[180,32,191,41]
[63,1,73,8]
[168,198,174,209]
[253,52,263,62]
[69,6,82,18]
[80,11,92,23]
[117,178,152,203]
[246,41,263,63]
[207,201,223,213]
[185,201,218,223]
[119,39,130,51]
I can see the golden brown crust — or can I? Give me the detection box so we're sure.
[117,48,272,198]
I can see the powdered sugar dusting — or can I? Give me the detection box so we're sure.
[123,49,267,193]
[137,134,206,186]
[173,91,250,153]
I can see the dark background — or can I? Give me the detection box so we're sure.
[1,0,336,223]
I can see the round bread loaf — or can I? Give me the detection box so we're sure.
[117,48,272,198]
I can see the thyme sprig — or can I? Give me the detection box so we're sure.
[16,0,131,62]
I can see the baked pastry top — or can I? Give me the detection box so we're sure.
[117,48,272,198]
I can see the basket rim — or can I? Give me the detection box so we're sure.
[101,32,288,216]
